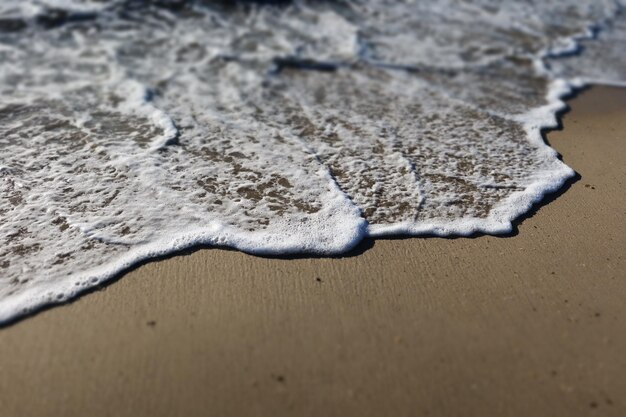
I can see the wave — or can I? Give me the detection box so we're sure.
[0,0,624,322]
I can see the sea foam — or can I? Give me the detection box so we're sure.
[0,0,625,322]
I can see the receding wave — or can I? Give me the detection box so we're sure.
[1,0,625,321]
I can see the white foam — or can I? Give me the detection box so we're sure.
[0,0,625,322]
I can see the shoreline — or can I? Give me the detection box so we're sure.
[0,85,624,417]
[0,79,586,325]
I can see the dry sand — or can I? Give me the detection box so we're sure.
[0,86,624,417]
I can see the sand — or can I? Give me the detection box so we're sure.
[0,86,624,417]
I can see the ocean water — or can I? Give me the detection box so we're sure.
[0,0,624,321]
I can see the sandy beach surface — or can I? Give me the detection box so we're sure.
[0,86,624,417]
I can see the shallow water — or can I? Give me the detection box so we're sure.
[0,0,625,321]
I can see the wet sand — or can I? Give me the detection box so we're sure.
[0,86,624,417]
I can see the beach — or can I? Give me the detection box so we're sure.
[0,85,624,416]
